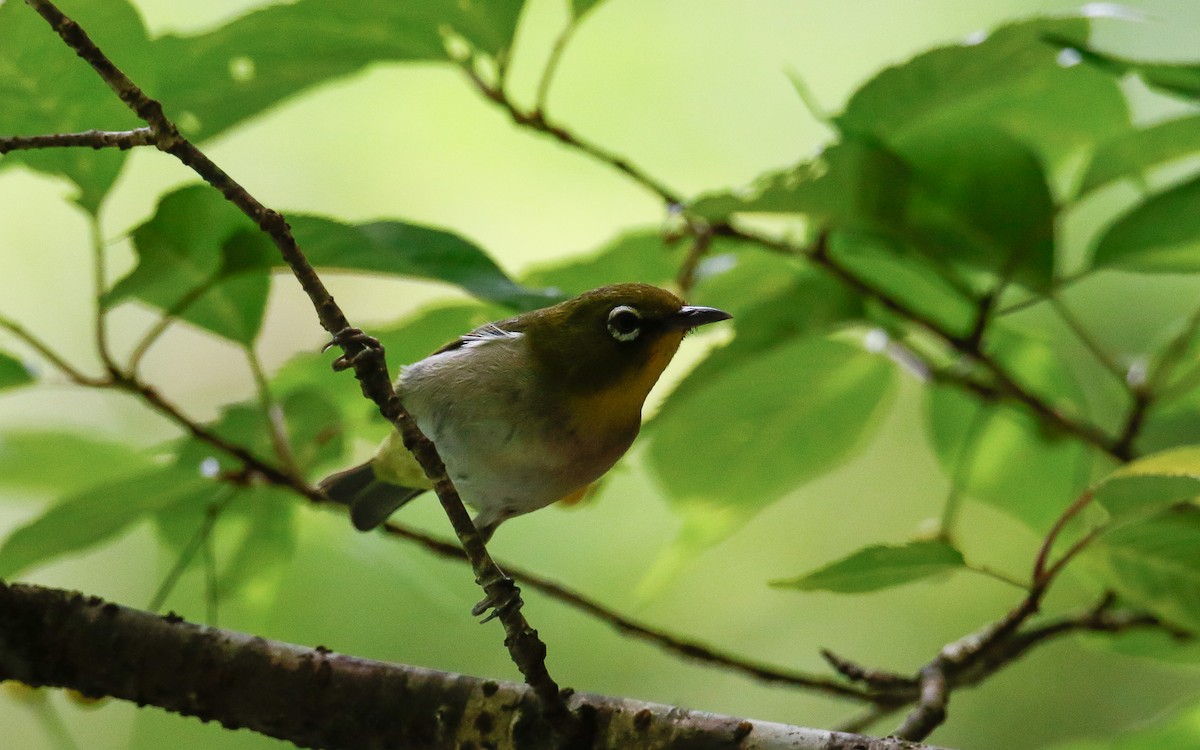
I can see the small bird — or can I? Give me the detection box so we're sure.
[320,283,731,541]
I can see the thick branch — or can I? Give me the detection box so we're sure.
[0,582,945,750]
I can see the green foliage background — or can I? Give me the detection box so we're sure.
[3,0,1200,748]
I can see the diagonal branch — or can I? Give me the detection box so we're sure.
[20,0,572,730]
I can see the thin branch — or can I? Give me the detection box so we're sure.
[21,0,572,730]
[246,346,299,474]
[534,19,579,114]
[147,489,235,613]
[1049,295,1127,386]
[459,62,685,206]
[125,280,216,374]
[0,314,105,386]
[675,221,714,295]
[0,127,154,154]
[1148,305,1200,393]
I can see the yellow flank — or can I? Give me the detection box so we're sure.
[372,430,434,489]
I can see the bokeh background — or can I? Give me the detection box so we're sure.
[3,1,1200,748]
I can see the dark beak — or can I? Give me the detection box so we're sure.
[666,305,732,331]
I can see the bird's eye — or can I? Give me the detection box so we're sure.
[607,305,642,342]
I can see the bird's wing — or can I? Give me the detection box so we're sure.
[429,317,527,355]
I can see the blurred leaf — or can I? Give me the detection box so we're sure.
[926,330,1090,532]
[1092,446,1200,525]
[0,430,153,494]
[1139,404,1200,456]
[292,215,551,310]
[568,0,606,19]
[0,351,32,390]
[151,0,525,142]
[218,485,296,596]
[0,467,214,578]
[1078,115,1200,196]
[106,185,274,345]
[665,253,866,407]
[649,336,896,542]
[1093,174,1200,273]
[175,387,346,482]
[0,0,149,212]
[828,233,977,338]
[772,539,964,593]
[1054,38,1200,102]
[521,229,683,297]
[1087,505,1200,632]
[840,18,1127,172]
[694,130,1056,290]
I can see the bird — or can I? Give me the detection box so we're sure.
[319,282,731,542]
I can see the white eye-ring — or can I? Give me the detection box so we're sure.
[607,305,642,342]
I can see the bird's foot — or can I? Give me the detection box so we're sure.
[472,576,523,624]
[323,327,383,372]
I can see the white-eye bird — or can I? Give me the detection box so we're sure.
[319,283,731,541]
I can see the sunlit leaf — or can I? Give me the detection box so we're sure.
[106,185,274,345]
[1087,505,1200,632]
[292,215,550,310]
[772,539,964,593]
[1078,115,1200,196]
[151,0,526,142]
[0,430,152,494]
[0,0,150,212]
[1092,446,1200,525]
[0,467,215,578]
[649,336,896,540]
[840,18,1127,173]
[0,351,33,390]
[1093,174,1200,273]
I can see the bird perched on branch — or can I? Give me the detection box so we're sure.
[320,282,731,541]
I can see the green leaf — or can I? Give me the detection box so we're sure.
[648,336,896,543]
[772,539,964,593]
[839,18,1128,173]
[106,185,274,345]
[1092,446,1200,525]
[693,130,1056,290]
[292,216,550,310]
[1087,505,1200,632]
[925,330,1090,532]
[1078,114,1200,196]
[0,0,150,211]
[0,351,32,390]
[1052,38,1200,102]
[218,486,297,596]
[521,229,683,297]
[1045,699,1200,749]
[1092,174,1200,273]
[0,467,214,578]
[0,430,153,494]
[151,0,525,143]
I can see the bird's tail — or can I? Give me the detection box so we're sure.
[318,461,424,531]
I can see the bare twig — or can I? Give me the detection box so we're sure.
[0,127,153,153]
[0,314,105,386]
[892,663,948,741]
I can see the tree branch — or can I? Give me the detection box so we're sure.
[20,0,572,729]
[0,581,947,750]
[0,127,154,153]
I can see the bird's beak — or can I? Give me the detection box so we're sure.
[666,305,733,331]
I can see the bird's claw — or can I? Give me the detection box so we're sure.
[324,327,383,372]
[472,577,523,623]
